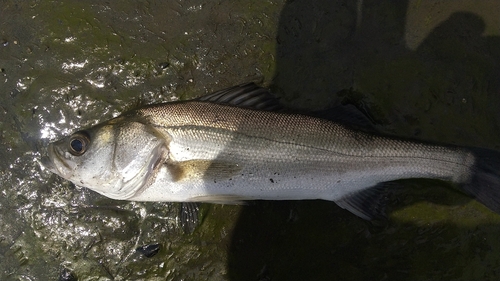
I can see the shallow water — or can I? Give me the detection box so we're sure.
[1,0,500,280]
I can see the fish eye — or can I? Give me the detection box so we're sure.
[68,131,90,156]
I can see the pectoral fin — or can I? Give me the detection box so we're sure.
[167,160,241,182]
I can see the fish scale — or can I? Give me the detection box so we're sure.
[132,102,474,201]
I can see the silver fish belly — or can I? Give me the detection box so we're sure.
[42,83,500,220]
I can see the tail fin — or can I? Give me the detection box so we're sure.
[461,148,500,213]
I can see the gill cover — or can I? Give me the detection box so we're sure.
[105,120,168,199]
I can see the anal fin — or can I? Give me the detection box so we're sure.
[334,183,391,220]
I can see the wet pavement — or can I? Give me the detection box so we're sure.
[1,0,500,280]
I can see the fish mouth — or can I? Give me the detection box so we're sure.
[41,143,67,177]
[41,144,57,173]
[41,155,56,172]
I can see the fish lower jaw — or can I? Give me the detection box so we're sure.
[98,169,157,201]
[94,185,140,200]
[41,156,57,174]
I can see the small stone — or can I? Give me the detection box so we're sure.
[158,62,170,69]
[136,243,160,258]
[59,268,77,281]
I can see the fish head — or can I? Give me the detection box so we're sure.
[42,117,168,200]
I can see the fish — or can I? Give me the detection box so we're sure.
[41,83,500,220]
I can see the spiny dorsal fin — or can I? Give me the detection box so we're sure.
[197,83,283,111]
[313,104,377,133]
[334,183,391,220]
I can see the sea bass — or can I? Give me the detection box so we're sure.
[42,83,500,220]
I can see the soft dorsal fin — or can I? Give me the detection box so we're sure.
[197,83,283,111]
[313,104,377,133]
